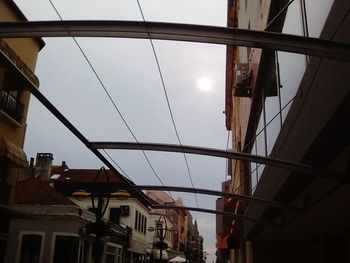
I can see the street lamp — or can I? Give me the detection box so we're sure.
[156,216,167,263]
[73,167,127,263]
[147,215,177,263]
[203,252,209,263]
[185,231,190,263]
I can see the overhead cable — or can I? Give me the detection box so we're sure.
[135,0,199,207]
[48,0,167,187]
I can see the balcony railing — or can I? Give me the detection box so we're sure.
[0,90,24,122]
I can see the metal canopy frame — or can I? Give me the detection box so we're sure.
[1,19,348,223]
[152,205,282,228]
[135,185,299,212]
[1,20,350,61]
[91,142,346,182]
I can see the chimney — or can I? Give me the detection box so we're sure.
[35,153,54,181]
[18,157,36,181]
[30,157,34,167]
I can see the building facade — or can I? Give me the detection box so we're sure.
[49,161,149,263]
[145,191,188,261]
[0,1,44,262]
[4,177,97,263]
[221,0,350,262]
[5,157,128,263]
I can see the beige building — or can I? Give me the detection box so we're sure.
[4,177,97,263]
[5,154,129,263]
[145,191,203,262]
[49,160,151,263]
[0,1,44,262]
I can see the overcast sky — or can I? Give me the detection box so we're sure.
[14,1,229,261]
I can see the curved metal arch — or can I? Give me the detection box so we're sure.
[135,185,299,212]
[0,49,154,208]
[90,141,345,182]
[1,20,350,61]
[152,205,282,228]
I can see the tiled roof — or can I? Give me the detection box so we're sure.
[146,190,174,204]
[50,168,125,183]
[15,177,76,206]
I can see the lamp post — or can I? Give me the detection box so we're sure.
[75,194,110,263]
[185,231,190,263]
[73,167,112,263]
[148,215,175,263]
[91,194,110,263]
[156,216,167,263]
[203,252,209,263]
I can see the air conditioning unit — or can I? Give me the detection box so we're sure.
[234,63,252,97]
[120,205,130,216]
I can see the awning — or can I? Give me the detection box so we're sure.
[128,238,148,254]
[151,249,168,260]
[217,234,229,249]
[0,138,27,167]
[168,255,186,262]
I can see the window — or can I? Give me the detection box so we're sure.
[143,217,147,234]
[106,244,123,263]
[79,239,91,263]
[134,210,138,230]
[0,165,10,205]
[0,237,6,263]
[138,214,142,232]
[109,208,121,225]
[134,210,147,234]
[0,70,24,122]
[140,215,144,233]
[53,235,79,263]
[19,234,42,263]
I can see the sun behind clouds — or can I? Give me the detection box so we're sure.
[197,76,213,92]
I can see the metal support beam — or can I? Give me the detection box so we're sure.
[135,185,299,212]
[90,141,346,182]
[1,21,350,61]
[0,49,152,207]
[152,205,282,228]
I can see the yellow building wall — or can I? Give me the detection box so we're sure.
[225,1,272,263]
[0,0,43,205]
[0,0,42,147]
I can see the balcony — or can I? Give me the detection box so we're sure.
[0,90,24,123]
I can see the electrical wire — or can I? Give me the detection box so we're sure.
[264,0,296,31]
[48,0,167,187]
[224,130,231,183]
[233,89,302,193]
[242,88,301,152]
[102,149,131,180]
[135,0,199,207]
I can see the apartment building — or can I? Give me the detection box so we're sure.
[4,176,99,263]
[0,1,44,262]
[145,191,191,261]
[49,161,145,263]
[4,153,128,263]
[220,0,350,262]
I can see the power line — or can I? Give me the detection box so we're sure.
[48,0,167,187]
[135,0,199,207]
[233,89,302,194]
[225,130,230,182]
[264,0,296,31]
[102,149,131,180]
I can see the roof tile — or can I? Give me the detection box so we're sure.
[15,177,76,206]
